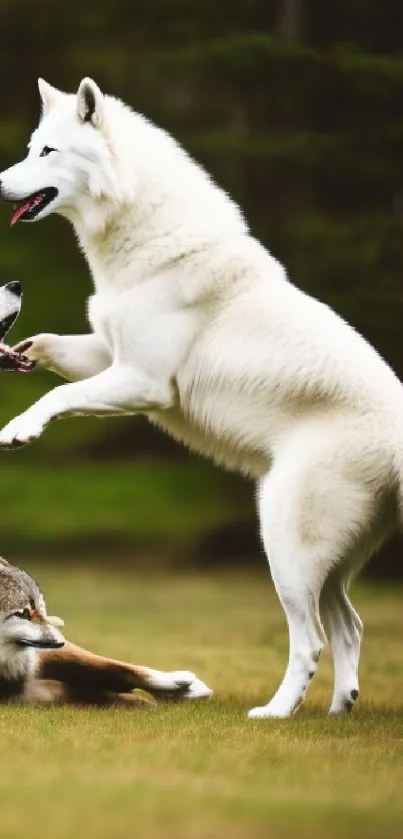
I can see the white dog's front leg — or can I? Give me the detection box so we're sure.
[0,364,173,448]
[14,333,111,382]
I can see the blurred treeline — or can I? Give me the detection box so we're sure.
[0,0,402,575]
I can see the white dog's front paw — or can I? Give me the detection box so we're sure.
[248,703,290,719]
[0,411,47,448]
[13,333,59,367]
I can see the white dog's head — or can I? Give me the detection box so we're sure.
[0,77,245,245]
[0,78,125,228]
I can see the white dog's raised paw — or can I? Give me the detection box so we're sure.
[13,334,58,367]
[0,412,46,448]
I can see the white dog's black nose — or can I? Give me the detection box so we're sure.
[5,281,22,297]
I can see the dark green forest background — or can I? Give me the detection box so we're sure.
[0,0,402,575]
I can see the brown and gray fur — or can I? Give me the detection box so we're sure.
[0,557,211,707]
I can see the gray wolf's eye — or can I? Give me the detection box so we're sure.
[14,608,31,620]
[40,146,57,157]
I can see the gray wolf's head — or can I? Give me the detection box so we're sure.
[0,281,34,372]
[0,77,131,231]
[0,557,64,680]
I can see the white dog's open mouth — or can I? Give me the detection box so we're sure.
[10,187,58,226]
[0,344,35,373]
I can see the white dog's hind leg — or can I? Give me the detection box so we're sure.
[248,570,325,719]
[320,576,363,715]
[14,333,111,381]
[249,471,327,719]
[0,363,173,447]
[249,460,372,719]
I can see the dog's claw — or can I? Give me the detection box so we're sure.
[13,340,33,355]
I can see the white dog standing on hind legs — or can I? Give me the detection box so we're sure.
[0,77,402,719]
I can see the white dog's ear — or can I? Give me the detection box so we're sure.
[77,78,104,129]
[38,78,64,114]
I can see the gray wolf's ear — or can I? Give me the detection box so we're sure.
[77,78,104,129]
[38,79,65,114]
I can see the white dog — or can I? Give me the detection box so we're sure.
[0,77,402,718]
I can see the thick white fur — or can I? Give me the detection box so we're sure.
[1,79,403,717]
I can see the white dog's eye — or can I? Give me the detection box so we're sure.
[40,146,57,158]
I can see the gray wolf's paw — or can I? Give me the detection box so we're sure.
[147,669,213,701]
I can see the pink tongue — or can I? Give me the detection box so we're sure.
[11,201,32,227]
[10,195,41,227]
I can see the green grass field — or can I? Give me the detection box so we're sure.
[0,563,401,839]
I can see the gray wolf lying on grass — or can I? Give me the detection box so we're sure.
[0,557,211,706]
[0,282,210,706]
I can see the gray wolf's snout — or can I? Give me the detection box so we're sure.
[5,281,22,297]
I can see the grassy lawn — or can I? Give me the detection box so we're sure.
[0,563,401,839]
